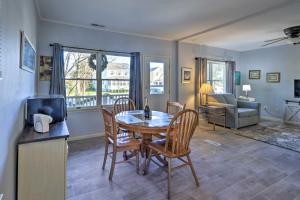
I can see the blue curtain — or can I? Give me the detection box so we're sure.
[49,43,67,117]
[195,57,207,106]
[225,61,236,95]
[129,52,143,109]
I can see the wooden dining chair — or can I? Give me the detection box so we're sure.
[144,109,199,199]
[166,101,186,115]
[156,101,186,139]
[113,97,136,114]
[101,108,141,180]
[113,97,139,141]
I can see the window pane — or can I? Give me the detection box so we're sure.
[212,63,225,81]
[65,80,97,108]
[64,51,96,79]
[207,61,226,93]
[150,62,164,94]
[101,80,129,105]
[101,55,130,79]
[212,81,225,94]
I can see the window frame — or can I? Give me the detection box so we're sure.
[63,48,131,111]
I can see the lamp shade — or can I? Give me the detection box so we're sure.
[242,84,251,92]
[200,83,213,94]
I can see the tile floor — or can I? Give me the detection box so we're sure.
[67,121,300,200]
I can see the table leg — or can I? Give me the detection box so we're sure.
[141,134,152,175]
[224,111,226,128]
[213,115,216,131]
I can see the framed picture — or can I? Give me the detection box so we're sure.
[181,67,192,84]
[249,70,261,79]
[20,31,36,72]
[39,56,53,81]
[266,72,280,83]
[234,71,241,85]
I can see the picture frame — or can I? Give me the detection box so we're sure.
[266,72,280,83]
[181,67,192,84]
[20,31,36,73]
[39,56,53,81]
[249,70,261,79]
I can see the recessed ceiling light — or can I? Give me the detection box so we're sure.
[91,23,106,28]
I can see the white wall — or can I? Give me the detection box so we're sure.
[0,0,38,199]
[178,42,240,108]
[238,45,300,119]
[38,21,177,137]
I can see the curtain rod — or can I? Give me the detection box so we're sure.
[195,57,234,62]
[49,43,131,55]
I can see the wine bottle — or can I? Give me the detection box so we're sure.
[144,98,150,119]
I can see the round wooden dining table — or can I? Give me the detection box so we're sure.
[115,110,172,134]
[115,110,173,171]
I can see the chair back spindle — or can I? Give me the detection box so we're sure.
[166,101,186,116]
[113,97,136,114]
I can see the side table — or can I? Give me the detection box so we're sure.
[198,105,226,131]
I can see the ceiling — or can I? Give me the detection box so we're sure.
[35,0,300,51]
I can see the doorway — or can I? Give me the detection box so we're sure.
[143,55,170,111]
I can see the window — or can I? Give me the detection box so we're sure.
[150,62,164,94]
[101,55,130,105]
[64,50,97,108]
[64,49,130,109]
[207,60,226,94]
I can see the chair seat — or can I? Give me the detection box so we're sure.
[238,108,258,117]
[117,137,140,149]
[118,128,141,139]
[117,131,132,138]
[148,139,190,158]
[155,130,175,138]
[159,133,167,137]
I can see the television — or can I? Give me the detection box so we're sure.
[26,95,66,125]
[295,80,300,98]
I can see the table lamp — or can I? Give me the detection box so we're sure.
[200,83,213,105]
[242,84,251,97]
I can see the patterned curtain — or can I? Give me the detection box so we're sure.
[225,61,236,95]
[49,43,67,117]
[195,57,207,107]
[129,52,143,109]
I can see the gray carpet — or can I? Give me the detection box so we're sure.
[235,120,300,153]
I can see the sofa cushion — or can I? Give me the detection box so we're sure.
[238,108,257,117]
[207,94,227,104]
[223,94,238,106]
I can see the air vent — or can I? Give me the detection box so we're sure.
[91,23,106,28]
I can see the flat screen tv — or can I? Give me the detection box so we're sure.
[295,80,300,98]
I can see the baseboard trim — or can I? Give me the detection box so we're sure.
[68,132,104,141]
[261,116,283,122]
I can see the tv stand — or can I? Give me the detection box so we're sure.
[284,100,300,125]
